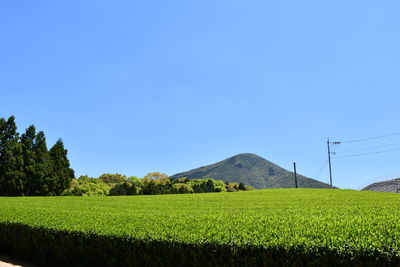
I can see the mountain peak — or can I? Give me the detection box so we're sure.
[171,153,332,189]
[231,153,261,157]
[227,153,266,160]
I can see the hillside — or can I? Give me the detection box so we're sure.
[362,178,400,193]
[171,153,332,189]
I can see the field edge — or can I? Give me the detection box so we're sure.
[0,222,398,267]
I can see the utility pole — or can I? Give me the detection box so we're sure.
[327,138,333,189]
[293,162,298,188]
[327,139,341,189]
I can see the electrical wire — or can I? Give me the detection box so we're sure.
[341,131,400,143]
[333,141,400,154]
[333,147,400,159]
[314,160,329,179]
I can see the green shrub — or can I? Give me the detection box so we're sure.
[61,178,111,196]
[109,182,136,196]
[172,183,194,194]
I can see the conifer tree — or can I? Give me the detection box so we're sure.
[0,116,75,196]
[31,131,53,195]
[49,139,75,195]
[0,117,6,194]
[0,118,5,154]
[238,182,246,191]
[0,116,24,196]
[20,125,37,195]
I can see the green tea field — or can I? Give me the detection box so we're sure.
[0,189,399,266]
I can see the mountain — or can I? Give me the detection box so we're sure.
[171,153,333,189]
[362,179,400,193]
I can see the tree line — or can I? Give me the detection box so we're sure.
[0,116,74,196]
[62,172,253,196]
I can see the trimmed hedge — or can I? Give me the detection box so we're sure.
[0,222,399,266]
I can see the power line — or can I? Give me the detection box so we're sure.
[314,160,328,180]
[326,132,400,188]
[333,141,400,154]
[341,131,400,143]
[333,147,400,159]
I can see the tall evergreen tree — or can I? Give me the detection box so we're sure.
[49,139,74,195]
[31,131,53,195]
[0,118,6,155]
[20,125,37,196]
[0,117,6,194]
[0,116,24,196]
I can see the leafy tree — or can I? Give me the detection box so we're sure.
[177,177,188,183]
[62,177,111,196]
[0,116,24,196]
[143,172,169,182]
[226,182,239,192]
[49,139,75,195]
[142,180,161,195]
[99,173,127,184]
[141,172,172,195]
[128,176,142,186]
[205,179,215,192]
[172,183,194,194]
[214,180,227,192]
[186,178,227,193]
[77,175,94,182]
[109,182,136,196]
[128,176,143,193]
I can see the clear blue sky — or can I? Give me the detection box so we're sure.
[1,1,400,189]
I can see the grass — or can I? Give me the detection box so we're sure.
[0,189,399,265]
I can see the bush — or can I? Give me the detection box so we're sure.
[172,183,194,194]
[245,185,256,191]
[0,222,397,267]
[61,178,111,196]
[109,182,136,196]
[226,182,239,192]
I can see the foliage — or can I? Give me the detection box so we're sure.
[143,172,169,181]
[244,185,256,191]
[127,176,143,187]
[99,173,127,184]
[109,182,136,196]
[186,178,227,193]
[171,183,194,194]
[61,173,245,196]
[0,189,399,266]
[61,176,111,196]
[226,182,239,192]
